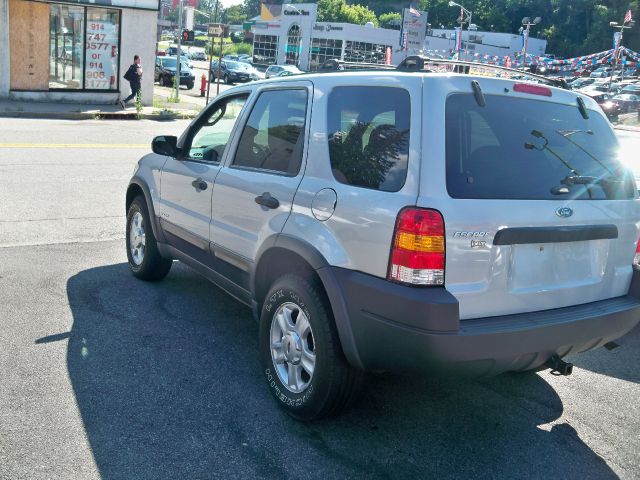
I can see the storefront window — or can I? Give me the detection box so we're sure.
[49,5,119,90]
[253,34,279,64]
[309,38,342,71]
[85,9,119,90]
[49,4,84,89]
[344,41,389,65]
[285,24,301,66]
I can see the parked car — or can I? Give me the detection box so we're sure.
[189,50,207,61]
[570,78,596,90]
[166,46,188,57]
[621,83,640,95]
[126,60,640,421]
[154,56,195,89]
[265,64,302,78]
[612,93,640,113]
[210,59,259,84]
[582,91,623,121]
[590,67,612,78]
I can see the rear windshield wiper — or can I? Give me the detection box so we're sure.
[555,129,614,175]
[524,130,580,175]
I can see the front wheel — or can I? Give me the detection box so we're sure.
[126,196,172,281]
[259,274,363,421]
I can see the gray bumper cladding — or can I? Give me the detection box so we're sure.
[330,267,640,376]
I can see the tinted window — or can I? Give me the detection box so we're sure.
[188,95,248,162]
[445,94,635,200]
[232,89,308,175]
[327,87,410,192]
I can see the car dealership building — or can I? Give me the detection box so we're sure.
[0,0,158,104]
[251,3,406,71]
[250,3,546,71]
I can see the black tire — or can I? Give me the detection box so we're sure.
[186,82,194,90]
[259,274,364,421]
[223,74,230,85]
[126,195,172,281]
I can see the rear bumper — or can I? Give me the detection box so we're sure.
[322,267,640,376]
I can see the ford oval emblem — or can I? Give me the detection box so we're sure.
[556,207,573,218]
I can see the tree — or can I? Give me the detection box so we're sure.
[379,12,402,30]
[243,0,261,18]
[316,0,377,25]
[225,4,247,24]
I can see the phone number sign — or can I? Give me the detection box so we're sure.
[85,21,119,89]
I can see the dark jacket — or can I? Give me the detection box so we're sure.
[125,64,141,86]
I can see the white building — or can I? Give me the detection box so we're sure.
[425,28,547,60]
[0,0,159,104]
[251,3,405,70]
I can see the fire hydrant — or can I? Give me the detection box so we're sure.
[200,73,207,97]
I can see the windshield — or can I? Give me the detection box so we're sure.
[161,58,189,69]
[445,93,635,200]
[225,61,242,69]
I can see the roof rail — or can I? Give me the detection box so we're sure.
[319,56,569,90]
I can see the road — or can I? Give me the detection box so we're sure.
[0,118,638,479]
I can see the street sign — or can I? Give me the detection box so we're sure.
[208,23,224,36]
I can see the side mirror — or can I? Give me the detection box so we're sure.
[152,135,178,156]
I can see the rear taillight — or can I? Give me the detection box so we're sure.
[388,208,445,286]
[634,239,640,268]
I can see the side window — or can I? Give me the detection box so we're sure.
[327,86,410,192]
[232,89,308,175]
[187,95,248,162]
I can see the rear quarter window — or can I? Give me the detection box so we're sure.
[327,86,410,192]
[445,93,635,200]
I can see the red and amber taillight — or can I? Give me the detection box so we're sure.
[634,238,640,268]
[388,208,445,286]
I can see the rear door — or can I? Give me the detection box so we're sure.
[210,82,312,269]
[421,79,640,320]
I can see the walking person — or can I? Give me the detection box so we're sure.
[120,55,142,109]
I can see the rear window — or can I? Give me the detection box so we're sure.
[445,93,635,200]
[327,86,410,192]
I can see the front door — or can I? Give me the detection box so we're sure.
[158,93,249,258]
[210,84,312,269]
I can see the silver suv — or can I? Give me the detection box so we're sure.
[126,58,640,420]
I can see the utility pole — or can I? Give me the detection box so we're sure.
[176,0,183,101]
[520,16,541,69]
[448,1,471,60]
[206,0,219,104]
[608,15,635,92]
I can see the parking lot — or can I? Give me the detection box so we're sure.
[0,118,638,479]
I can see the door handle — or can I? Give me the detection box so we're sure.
[191,178,207,191]
[254,192,279,209]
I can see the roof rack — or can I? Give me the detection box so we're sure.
[319,56,569,90]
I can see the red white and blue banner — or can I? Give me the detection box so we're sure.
[419,46,640,70]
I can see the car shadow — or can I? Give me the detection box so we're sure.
[62,263,617,479]
[569,322,640,384]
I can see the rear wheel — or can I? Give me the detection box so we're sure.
[126,196,172,281]
[259,274,363,421]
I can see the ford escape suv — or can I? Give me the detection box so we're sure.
[126,57,640,420]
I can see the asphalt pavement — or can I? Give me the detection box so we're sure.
[0,118,638,479]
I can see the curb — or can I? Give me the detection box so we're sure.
[614,125,640,132]
[0,111,198,121]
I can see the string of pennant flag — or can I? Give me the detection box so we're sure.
[420,47,640,70]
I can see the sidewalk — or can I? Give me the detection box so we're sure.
[0,90,203,121]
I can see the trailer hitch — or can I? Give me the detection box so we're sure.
[546,354,573,376]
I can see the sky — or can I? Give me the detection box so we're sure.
[220,0,243,6]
